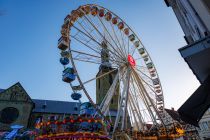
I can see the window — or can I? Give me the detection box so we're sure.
[199,123,204,131]
[208,121,210,129]
[202,122,209,131]
[74,107,78,111]
[98,80,100,89]
[202,0,210,13]
[0,107,19,124]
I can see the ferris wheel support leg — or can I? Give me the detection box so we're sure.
[127,104,134,127]
[113,68,130,133]
[113,103,121,134]
[121,68,131,131]
[101,71,120,115]
[128,100,140,131]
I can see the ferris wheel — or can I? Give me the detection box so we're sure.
[58,4,165,133]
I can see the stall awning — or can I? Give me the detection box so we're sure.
[178,75,210,127]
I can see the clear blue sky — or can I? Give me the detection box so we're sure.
[0,0,199,109]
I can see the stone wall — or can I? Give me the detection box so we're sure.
[0,83,34,131]
[0,101,33,131]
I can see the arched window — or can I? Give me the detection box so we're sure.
[0,107,19,124]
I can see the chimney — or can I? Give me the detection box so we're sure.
[42,101,47,109]
[171,107,174,111]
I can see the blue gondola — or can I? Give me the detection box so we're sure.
[60,57,69,65]
[79,102,95,116]
[62,67,76,83]
[71,92,82,100]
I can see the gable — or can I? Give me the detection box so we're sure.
[0,82,33,103]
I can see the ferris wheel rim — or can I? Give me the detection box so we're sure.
[59,4,165,131]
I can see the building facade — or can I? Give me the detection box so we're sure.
[0,83,34,131]
[0,82,118,132]
[162,108,199,139]
[165,0,210,139]
[0,83,79,131]
[197,108,210,139]
[165,0,210,82]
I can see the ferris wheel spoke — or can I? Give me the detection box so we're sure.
[108,21,127,57]
[130,46,138,57]
[127,36,130,55]
[71,49,101,58]
[71,33,123,66]
[83,68,118,86]
[131,72,157,125]
[97,15,127,58]
[75,31,101,52]
[136,65,151,73]
[79,17,101,39]
[134,71,154,87]
[72,24,103,47]
[92,17,118,56]
[73,58,101,64]
[73,55,100,63]
[72,23,125,62]
[129,95,143,128]
[76,19,103,45]
[83,14,126,60]
[136,82,164,125]
[84,16,127,64]
[70,35,124,66]
[72,49,124,66]
[70,35,101,54]
[119,29,128,56]
[128,95,144,130]
[134,68,154,85]
[135,57,144,61]
[130,80,147,125]
[130,40,144,57]
[129,80,145,120]
[132,69,164,127]
[134,69,157,94]
[135,67,152,79]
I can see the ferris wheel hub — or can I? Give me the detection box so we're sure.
[127,55,136,67]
